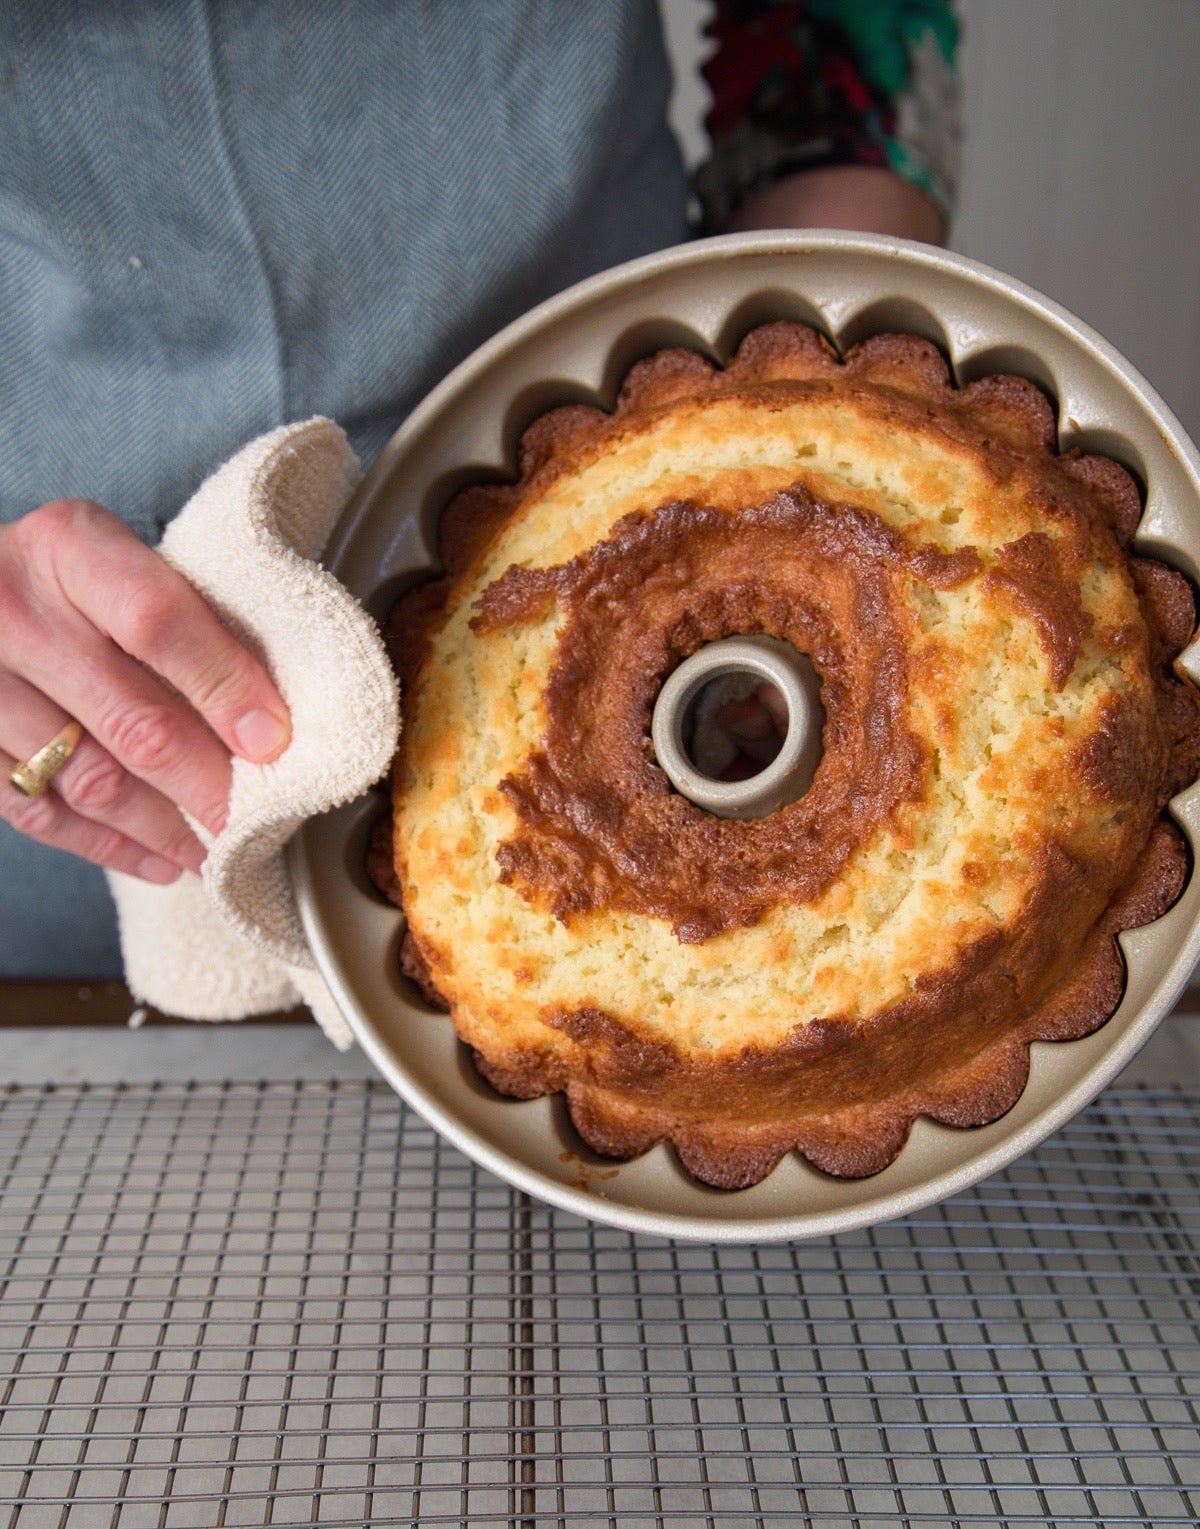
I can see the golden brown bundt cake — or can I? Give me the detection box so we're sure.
[378,322,1200,1188]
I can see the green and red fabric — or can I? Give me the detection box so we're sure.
[696,0,961,231]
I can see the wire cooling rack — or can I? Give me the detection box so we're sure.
[0,1079,1197,1528]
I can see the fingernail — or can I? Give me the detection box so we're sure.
[233,708,290,761]
[137,853,182,885]
[176,837,208,874]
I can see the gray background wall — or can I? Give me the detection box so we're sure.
[661,0,1200,444]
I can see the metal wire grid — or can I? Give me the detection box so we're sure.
[0,1081,1197,1529]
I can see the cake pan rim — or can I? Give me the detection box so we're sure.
[295,230,1200,1241]
[327,229,1200,577]
[291,815,1200,1243]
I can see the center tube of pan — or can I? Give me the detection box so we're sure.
[650,636,824,820]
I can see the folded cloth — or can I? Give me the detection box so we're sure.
[107,419,401,1049]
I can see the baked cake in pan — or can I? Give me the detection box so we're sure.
[373,322,1200,1188]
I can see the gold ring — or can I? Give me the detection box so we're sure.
[9,720,85,798]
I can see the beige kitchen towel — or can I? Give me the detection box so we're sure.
[107,418,401,1049]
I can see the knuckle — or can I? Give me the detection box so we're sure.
[0,575,25,639]
[190,657,258,722]
[4,500,116,622]
[17,497,103,551]
[62,755,130,817]
[105,702,185,778]
[0,536,42,641]
[114,581,177,658]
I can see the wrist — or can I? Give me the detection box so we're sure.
[728,165,945,246]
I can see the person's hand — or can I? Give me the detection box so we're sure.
[0,498,292,883]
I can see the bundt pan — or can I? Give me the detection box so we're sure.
[290,232,1200,1242]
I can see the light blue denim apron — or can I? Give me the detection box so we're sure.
[0,0,689,977]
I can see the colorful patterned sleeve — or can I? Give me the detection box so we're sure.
[694,0,961,234]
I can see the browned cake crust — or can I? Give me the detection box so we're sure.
[380,323,1200,1188]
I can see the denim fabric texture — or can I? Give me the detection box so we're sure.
[0,0,689,977]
